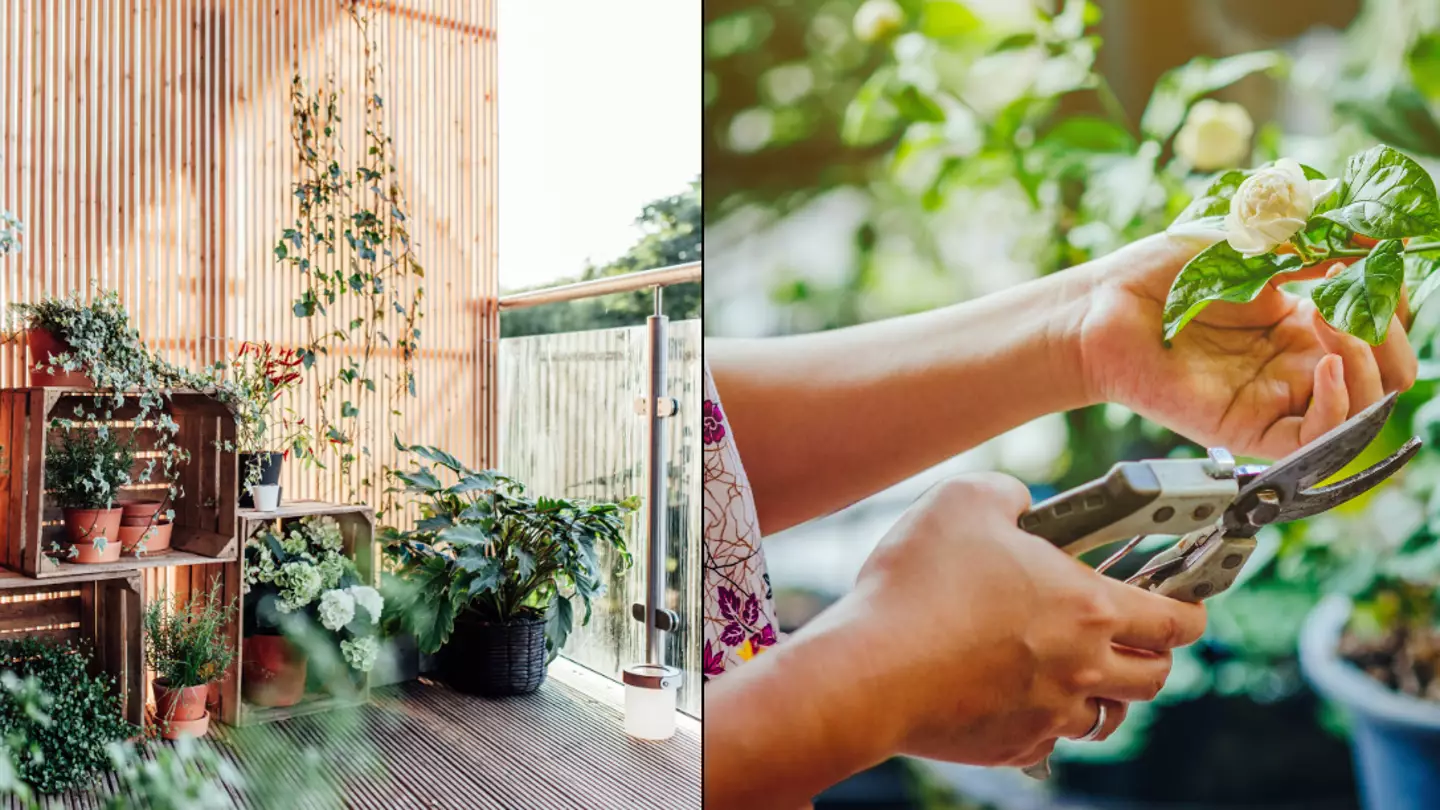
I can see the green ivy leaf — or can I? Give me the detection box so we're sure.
[1141,51,1286,142]
[1162,241,1304,340]
[340,401,359,418]
[1319,145,1440,238]
[1312,239,1405,345]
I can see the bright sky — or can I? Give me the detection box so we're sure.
[498,1,700,292]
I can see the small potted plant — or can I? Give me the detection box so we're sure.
[382,441,637,697]
[46,427,134,564]
[143,581,235,741]
[221,341,306,509]
[4,293,98,387]
[241,515,382,707]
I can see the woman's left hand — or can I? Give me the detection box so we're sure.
[1075,234,1418,460]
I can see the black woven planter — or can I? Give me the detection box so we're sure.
[438,613,548,697]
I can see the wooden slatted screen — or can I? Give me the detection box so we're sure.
[0,0,499,509]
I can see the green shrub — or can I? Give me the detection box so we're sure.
[144,581,236,689]
[0,638,133,794]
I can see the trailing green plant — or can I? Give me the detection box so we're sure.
[381,441,638,661]
[144,581,236,689]
[0,637,132,795]
[275,5,423,514]
[243,515,384,674]
[4,290,263,565]
[46,426,135,510]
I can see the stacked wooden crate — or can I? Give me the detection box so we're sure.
[0,386,241,731]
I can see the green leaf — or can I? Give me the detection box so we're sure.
[1140,51,1286,142]
[396,468,443,493]
[512,547,536,581]
[438,522,493,548]
[1172,169,1249,226]
[1162,241,1304,340]
[842,68,900,147]
[1037,116,1136,154]
[1320,145,1440,239]
[920,0,981,39]
[1410,33,1440,100]
[340,401,359,418]
[892,85,945,123]
[1407,253,1440,311]
[1312,239,1405,345]
[449,472,494,494]
[545,596,575,657]
[461,555,503,597]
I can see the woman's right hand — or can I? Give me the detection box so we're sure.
[819,472,1206,768]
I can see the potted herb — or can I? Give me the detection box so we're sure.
[241,515,382,707]
[382,441,637,697]
[0,637,133,794]
[143,581,235,741]
[46,427,134,564]
[221,341,306,510]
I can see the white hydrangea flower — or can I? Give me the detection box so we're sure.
[1175,100,1254,172]
[348,586,384,622]
[341,636,380,673]
[318,589,356,631]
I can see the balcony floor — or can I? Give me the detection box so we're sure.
[14,675,701,809]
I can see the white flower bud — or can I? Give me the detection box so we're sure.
[854,0,904,43]
[1224,158,1338,257]
[1175,100,1254,171]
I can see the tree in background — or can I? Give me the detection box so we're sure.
[502,179,702,338]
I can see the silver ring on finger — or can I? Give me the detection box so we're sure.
[1075,700,1106,742]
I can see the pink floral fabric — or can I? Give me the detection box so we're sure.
[704,362,778,681]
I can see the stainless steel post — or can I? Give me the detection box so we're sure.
[644,287,669,666]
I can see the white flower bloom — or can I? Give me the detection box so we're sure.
[1174,100,1254,172]
[1170,158,1339,258]
[853,0,904,43]
[348,586,384,622]
[318,589,356,631]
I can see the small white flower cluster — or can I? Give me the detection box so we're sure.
[318,589,355,631]
[341,636,381,673]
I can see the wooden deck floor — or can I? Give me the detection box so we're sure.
[13,678,701,809]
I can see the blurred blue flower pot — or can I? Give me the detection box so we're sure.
[1301,595,1440,810]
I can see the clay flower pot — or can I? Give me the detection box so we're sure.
[119,521,172,555]
[243,634,308,708]
[153,678,209,723]
[120,501,165,525]
[62,507,123,563]
[157,712,210,741]
[26,328,92,388]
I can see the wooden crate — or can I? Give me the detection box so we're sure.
[223,501,377,726]
[0,570,145,726]
[0,387,239,579]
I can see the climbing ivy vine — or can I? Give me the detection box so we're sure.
[276,7,424,514]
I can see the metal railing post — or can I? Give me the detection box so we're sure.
[644,287,669,666]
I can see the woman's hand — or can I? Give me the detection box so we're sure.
[840,472,1205,766]
[704,474,1205,810]
[1076,234,1418,460]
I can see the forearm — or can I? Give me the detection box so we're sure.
[708,263,1100,534]
[703,597,900,810]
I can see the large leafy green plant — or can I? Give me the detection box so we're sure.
[382,441,638,660]
[0,638,132,795]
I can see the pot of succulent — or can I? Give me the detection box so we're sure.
[143,581,235,741]
[46,427,135,565]
[223,341,306,509]
[241,515,383,707]
[382,441,637,698]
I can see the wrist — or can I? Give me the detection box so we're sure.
[1028,259,1104,411]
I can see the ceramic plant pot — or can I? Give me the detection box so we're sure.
[238,452,284,508]
[243,634,308,708]
[27,328,92,388]
[153,679,209,723]
[119,521,172,555]
[119,501,165,525]
[62,507,123,563]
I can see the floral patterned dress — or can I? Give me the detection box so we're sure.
[704,362,779,681]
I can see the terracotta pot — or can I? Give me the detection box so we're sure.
[26,328,92,388]
[62,507,123,563]
[158,712,210,741]
[120,501,165,524]
[154,678,209,723]
[119,521,171,555]
[243,634,308,708]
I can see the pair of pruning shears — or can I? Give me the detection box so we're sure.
[1016,392,1421,779]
